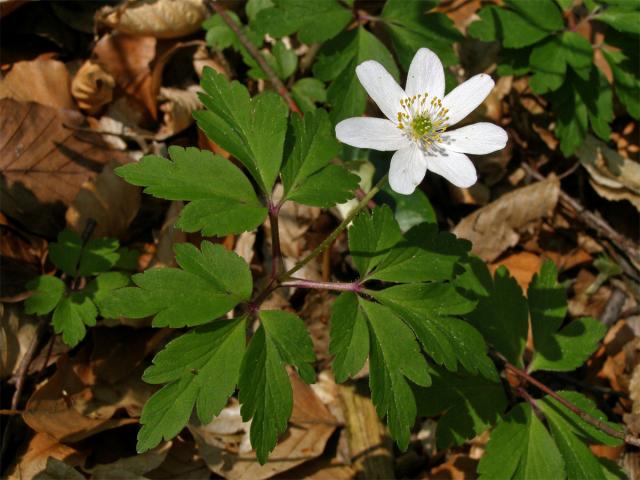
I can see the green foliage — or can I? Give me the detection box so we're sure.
[291,78,327,112]
[25,275,65,316]
[99,242,252,327]
[116,146,267,236]
[329,292,369,383]
[49,229,119,278]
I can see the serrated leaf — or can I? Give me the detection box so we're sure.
[372,283,497,380]
[552,77,589,155]
[538,391,623,480]
[528,261,606,372]
[529,36,567,94]
[313,28,399,123]
[195,68,288,193]
[117,146,267,236]
[281,109,358,207]
[52,292,97,347]
[137,316,246,452]
[478,403,565,480]
[238,310,315,464]
[87,271,130,312]
[291,78,327,112]
[359,298,430,450]
[562,32,594,70]
[378,184,436,233]
[415,364,507,449]
[603,49,640,119]
[329,292,369,383]
[49,229,119,278]
[595,7,640,34]
[25,275,66,315]
[254,0,352,44]
[99,242,252,327]
[380,0,461,69]
[464,264,529,366]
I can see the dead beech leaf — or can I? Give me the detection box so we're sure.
[490,251,543,292]
[0,304,38,379]
[93,33,157,118]
[87,443,172,479]
[66,161,141,239]
[97,0,208,39]
[452,177,560,262]
[0,99,131,237]
[0,58,74,110]
[71,60,115,114]
[146,437,210,479]
[6,432,86,480]
[156,85,202,140]
[430,453,479,480]
[191,373,337,480]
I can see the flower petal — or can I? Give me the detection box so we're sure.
[335,117,409,151]
[440,123,508,154]
[405,48,445,99]
[356,60,406,121]
[426,148,477,188]
[443,73,495,126]
[389,143,427,195]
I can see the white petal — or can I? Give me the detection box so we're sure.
[388,144,427,195]
[426,148,477,188]
[440,123,508,154]
[405,48,445,99]
[356,60,406,121]
[443,73,495,126]
[335,117,409,151]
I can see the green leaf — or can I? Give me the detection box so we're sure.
[195,68,289,193]
[272,41,297,80]
[117,146,267,236]
[538,391,623,480]
[603,49,640,119]
[415,364,507,449]
[52,292,97,347]
[380,0,461,69]
[203,12,263,52]
[238,310,315,464]
[313,28,399,123]
[478,403,565,480]
[254,0,352,43]
[577,68,614,141]
[99,242,252,327]
[137,316,246,452]
[467,5,501,42]
[25,275,65,315]
[464,264,529,366]
[552,77,589,156]
[329,292,369,383]
[360,298,430,450]
[87,271,130,311]
[49,229,119,278]
[529,36,567,94]
[379,185,436,233]
[246,0,273,22]
[497,48,532,76]
[562,32,594,71]
[291,78,327,112]
[595,7,640,34]
[372,283,497,380]
[282,109,358,207]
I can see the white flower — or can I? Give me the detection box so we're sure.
[335,48,508,195]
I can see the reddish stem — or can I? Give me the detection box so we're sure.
[280,277,363,293]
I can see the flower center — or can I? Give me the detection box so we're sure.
[396,92,449,149]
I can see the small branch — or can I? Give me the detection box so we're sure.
[280,277,362,292]
[495,352,640,447]
[279,174,388,281]
[10,323,46,411]
[208,1,301,114]
[268,201,283,280]
[516,387,545,422]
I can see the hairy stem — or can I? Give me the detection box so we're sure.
[279,174,388,281]
[280,277,363,292]
[268,201,283,280]
[495,352,640,447]
[208,1,301,114]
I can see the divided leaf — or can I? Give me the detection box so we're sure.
[195,68,289,193]
[281,109,359,207]
[238,310,315,464]
[52,292,98,347]
[116,146,267,236]
[329,292,369,383]
[99,242,252,327]
[49,229,119,278]
[25,275,66,315]
[137,316,246,452]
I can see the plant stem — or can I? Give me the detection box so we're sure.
[208,1,301,114]
[495,352,640,447]
[268,200,283,280]
[278,174,388,281]
[280,277,362,292]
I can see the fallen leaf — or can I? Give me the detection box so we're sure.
[66,161,141,239]
[452,177,560,262]
[156,85,202,140]
[87,442,171,479]
[146,437,210,479]
[70,60,116,114]
[0,58,74,110]
[490,251,543,291]
[97,0,208,39]
[0,99,131,237]
[430,453,478,480]
[0,304,38,379]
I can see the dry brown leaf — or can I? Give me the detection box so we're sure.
[452,177,560,262]
[490,251,543,291]
[0,218,47,297]
[0,58,74,110]
[70,60,115,114]
[146,437,210,479]
[429,453,479,480]
[190,373,337,480]
[32,458,85,480]
[93,33,157,118]
[156,85,202,140]
[6,432,85,480]
[97,0,208,39]
[0,99,131,237]
[66,161,141,239]
[148,200,187,268]
[87,443,172,479]
[0,304,38,379]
